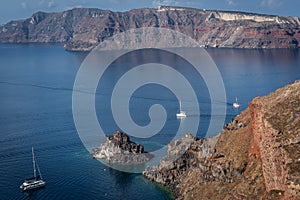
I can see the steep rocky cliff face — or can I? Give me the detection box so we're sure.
[143,80,300,200]
[0,6,299,51]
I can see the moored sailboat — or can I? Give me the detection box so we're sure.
[20,147,45,191]
[176,100,186,118]
[233,97,240,108]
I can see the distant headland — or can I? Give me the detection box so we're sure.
[0,6,299,51]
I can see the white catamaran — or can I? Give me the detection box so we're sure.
[176,100,186,118]
[20,147,45,191]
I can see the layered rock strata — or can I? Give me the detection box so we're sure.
[0,6,299,51]
[143,80,300,200]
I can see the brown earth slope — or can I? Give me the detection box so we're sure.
[0,6,299,51]
[143,80,300,200]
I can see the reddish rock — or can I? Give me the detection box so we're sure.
[143,80,300,199]
[0,6,299,51]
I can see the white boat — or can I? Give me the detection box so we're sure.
[20,147,45,191]
[233,97,240,108]
[176,100,186,118]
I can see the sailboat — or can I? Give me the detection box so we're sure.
[176,100,186,118]
[233,97,241,108]
[20,147,45,191]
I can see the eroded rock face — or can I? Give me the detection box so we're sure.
[143,80,300,200]
[249,81,300,197]
[92,131,151,164]
[0,6,299,51]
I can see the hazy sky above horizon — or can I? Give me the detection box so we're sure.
[0,0,299,24]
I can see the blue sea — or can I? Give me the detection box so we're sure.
[0,44,299,199]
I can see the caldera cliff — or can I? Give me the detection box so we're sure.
[143,80,300,200]
[0,6,300,51]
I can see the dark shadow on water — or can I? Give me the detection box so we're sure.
[22,186,46,197]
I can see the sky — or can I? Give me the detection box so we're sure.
[1,0,299,24]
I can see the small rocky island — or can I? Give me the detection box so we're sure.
[92,131,152,164]
[143,80,300,200]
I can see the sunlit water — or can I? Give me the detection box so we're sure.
[0,44,299,199]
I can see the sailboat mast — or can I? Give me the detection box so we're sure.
[32,147,37,179]
[36,158,43,180]
[179,100,182,111]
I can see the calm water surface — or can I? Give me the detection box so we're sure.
[0,44,299,199]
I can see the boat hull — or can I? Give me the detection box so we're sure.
[20,180,45,191]
[233,102,240,108]
[176,113,186,118]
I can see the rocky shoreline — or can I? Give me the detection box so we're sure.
[142,80,300,199]
[91,81,300,199]
[0,6,299,51]
[142,133,223,196]
[92,131,152,164]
